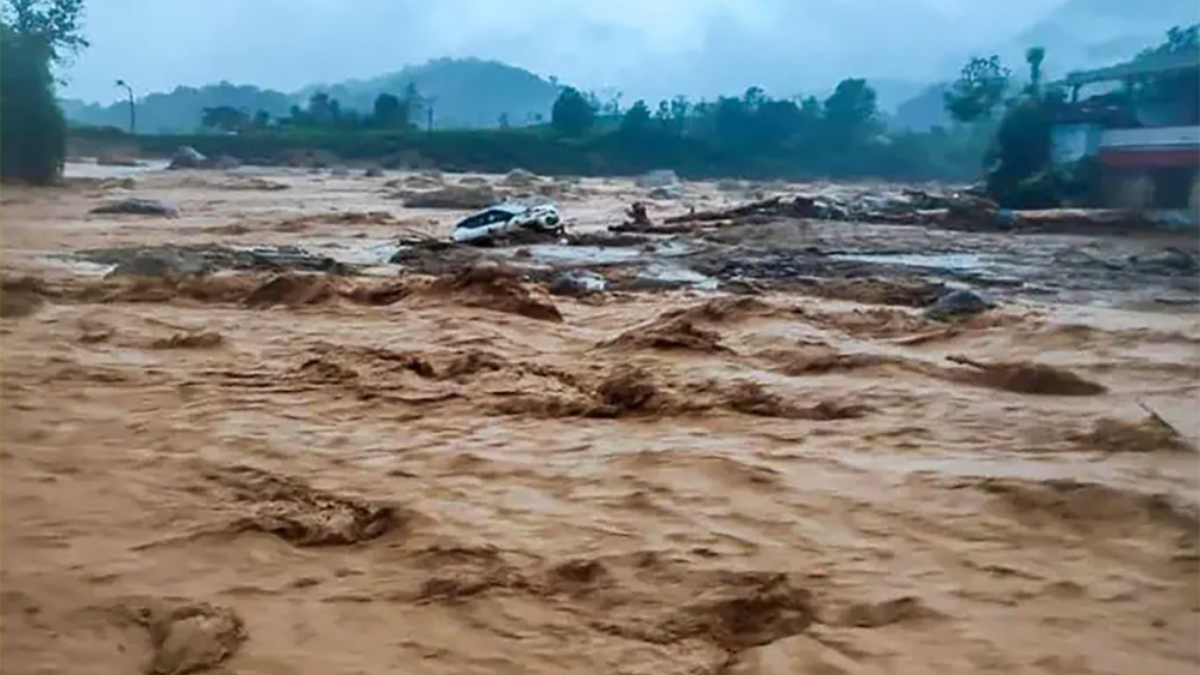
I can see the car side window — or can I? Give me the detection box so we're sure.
[461,211,496,229]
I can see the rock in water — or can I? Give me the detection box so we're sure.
[1132,247,1198,275]
[95,152,142,167]
[924,289,995,321]
[649,185,684,199]
[635,169,680,190]
[211,154,242,170]
[107,250,212,278]
[548,270,608,297]
[168,146,207,170]
[401,185,498,210]
[89,198,178,217]
[500,168,541,187]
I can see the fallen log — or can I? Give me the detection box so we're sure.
[608,222,706,235]
[663,196,787,225]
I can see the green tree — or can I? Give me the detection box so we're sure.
[742,86,767,110]
[1024,47,1046,95]
[1140,23,1199,57]
[1,0,88,184]
[305,92,336,126]
[4,0,87,62]
[371,92,408,128]
[665,95,690,135]
[753,99,804,148]
[711,95,752,149]
[551,86,595,137]
[943,55,1011,124]
[823,78,879,145]
[200,105,250,132]
[619,100,652,135]
[286,103,307,127]
[654,99,671,122]
[983,48,1066,208]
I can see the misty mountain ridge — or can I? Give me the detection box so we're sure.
[62,2,1191,135]
[62,58,563,133]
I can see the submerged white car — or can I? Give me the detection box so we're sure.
[451,203,563,244]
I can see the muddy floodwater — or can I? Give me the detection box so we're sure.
[2,162,1198,675]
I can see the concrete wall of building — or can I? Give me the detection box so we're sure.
[1112,171,1157,210]
[1101,166,1200,210]
[1134,100,1194,127]
[1099,125,1200,150]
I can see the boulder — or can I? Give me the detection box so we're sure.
[648,185,684,200]
[401,185,498,210]
[107,250,211,278]
[635,169,680,190]
[168,146,207,170]
[924,289,995,321]
[89,198,178,217]
[1131,247,1198,275]
[96,151,141,167]
[500,168,541,188]
[210,154,242,170]
[307,150,341,169]
[548,270,608,297]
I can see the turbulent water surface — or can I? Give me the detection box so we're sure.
[1,162,1197,675]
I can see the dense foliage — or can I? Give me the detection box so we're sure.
[76,76,988,182]
[1,0,87,184]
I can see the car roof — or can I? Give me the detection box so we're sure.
[487,203,527,215]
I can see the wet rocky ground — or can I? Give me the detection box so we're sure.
[44,159,1200,314]
[65,216,1200,314]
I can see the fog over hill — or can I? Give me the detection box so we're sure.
[59,0,1194,132]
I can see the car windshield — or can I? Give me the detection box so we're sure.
[456,208,519,230]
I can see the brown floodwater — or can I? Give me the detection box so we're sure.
[1,162,1197,675]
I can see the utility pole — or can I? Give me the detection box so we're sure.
[115,79,136,134]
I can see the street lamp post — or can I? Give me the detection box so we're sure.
[115,79,136,135]
[424,96,436,132]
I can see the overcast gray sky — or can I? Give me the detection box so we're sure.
[61,0,1070,104]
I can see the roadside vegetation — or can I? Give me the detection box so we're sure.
[1,0,88,184]
[75,77,987,182]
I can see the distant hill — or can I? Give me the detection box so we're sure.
[61,58,563,133]
[62,82,296,134]
[864,79,932,116]
[890,84,952,132]
[298,57,562,129]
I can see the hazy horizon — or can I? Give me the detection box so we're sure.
[59,0,1083,106]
